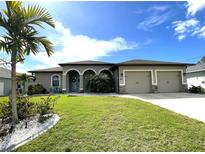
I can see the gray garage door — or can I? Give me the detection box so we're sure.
[125,71,152,93]
[157,71,181,93]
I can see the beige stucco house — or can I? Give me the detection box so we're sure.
[29,59,192,94]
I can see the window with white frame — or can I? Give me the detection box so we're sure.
[52,75,60,87]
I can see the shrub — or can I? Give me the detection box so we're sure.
[27,84,48,95]
[86,74,114,93]
[0,96,36,123]
[188,85,205,94]
[0,103,12,124]
[0,95,58,124]
[33,84,47,94]
[37,96,56,116]
[27,85,33,95]
[16,96,37,120]
[37,96,59,123]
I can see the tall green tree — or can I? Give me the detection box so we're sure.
[0,1,55,123]
[198,56,205,64]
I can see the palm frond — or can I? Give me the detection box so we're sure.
[4,1,22,17]
[38,37,54,57]
[0,13,11,32]
[23,5,55,28]
[0,1,55,61]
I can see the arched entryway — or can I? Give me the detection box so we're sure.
[99,69,112,78]
[83,70,96,92]
[68,70,80,92]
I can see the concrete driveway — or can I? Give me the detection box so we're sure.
[120,93,205,123]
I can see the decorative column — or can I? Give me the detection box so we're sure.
[62,74,67,93]
[151,69,158,93]
[79,75,84,93]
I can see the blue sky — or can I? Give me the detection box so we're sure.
[1,1,205,73]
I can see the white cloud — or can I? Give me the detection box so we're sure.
[8,20,140,73]
[148,5,169,12]
[171,0,205,40]
[178,35,185,41]
[172,18,200,40]
[137,13,170,31]
[135,5,169,15]
[17,63,46,74]
[187,0,205,16]
[31,21,139,68]
[137,5,171,31]
[16,63,31,73]
[192,25,205,38]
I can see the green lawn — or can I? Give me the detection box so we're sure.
[0,96,9,102]
[1,95,205,151]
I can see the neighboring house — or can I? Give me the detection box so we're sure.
[29,59,192,94]
[186,63,205,89]
[0,67,11,96]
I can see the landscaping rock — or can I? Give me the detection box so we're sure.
[0,114,60,152]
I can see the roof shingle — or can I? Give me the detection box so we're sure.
[118,59,193,66]
[58,60,114,65]
[28,67,62,73]
[186,63,205,73]
[28,59,194,73]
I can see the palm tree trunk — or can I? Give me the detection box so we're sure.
[11,51,18,123]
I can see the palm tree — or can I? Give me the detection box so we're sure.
[198,56,205,64]
[0,1,55,123]
[16,73,28,94]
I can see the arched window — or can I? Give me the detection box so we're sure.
[51,75,60,87]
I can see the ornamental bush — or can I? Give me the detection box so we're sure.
[0,96,36,123]
[27,84,47,95]
[0,95,58,125]
[86,74,114,93]
[188,85,205,94]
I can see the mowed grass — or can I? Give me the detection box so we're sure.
[0,96,9,102]
[1,95,205,151]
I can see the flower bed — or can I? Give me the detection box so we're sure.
[0,114,60,152]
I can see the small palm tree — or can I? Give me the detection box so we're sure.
[0,1,55,123]
[16,73,28,94]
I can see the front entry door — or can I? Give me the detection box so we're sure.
[69,75,80,92]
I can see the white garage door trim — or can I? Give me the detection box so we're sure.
[120,69,155,86]
[155,69,186,85]
[0,82,4,96]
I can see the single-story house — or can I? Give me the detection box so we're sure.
[186,63,205,89]
[29,59,192,94]
[0,67,11,96]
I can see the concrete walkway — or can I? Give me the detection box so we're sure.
[120,93,205,123]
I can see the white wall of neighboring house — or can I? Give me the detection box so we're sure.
[0,82,4,96]
[186,71,205,89]
[0,67,11,96]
